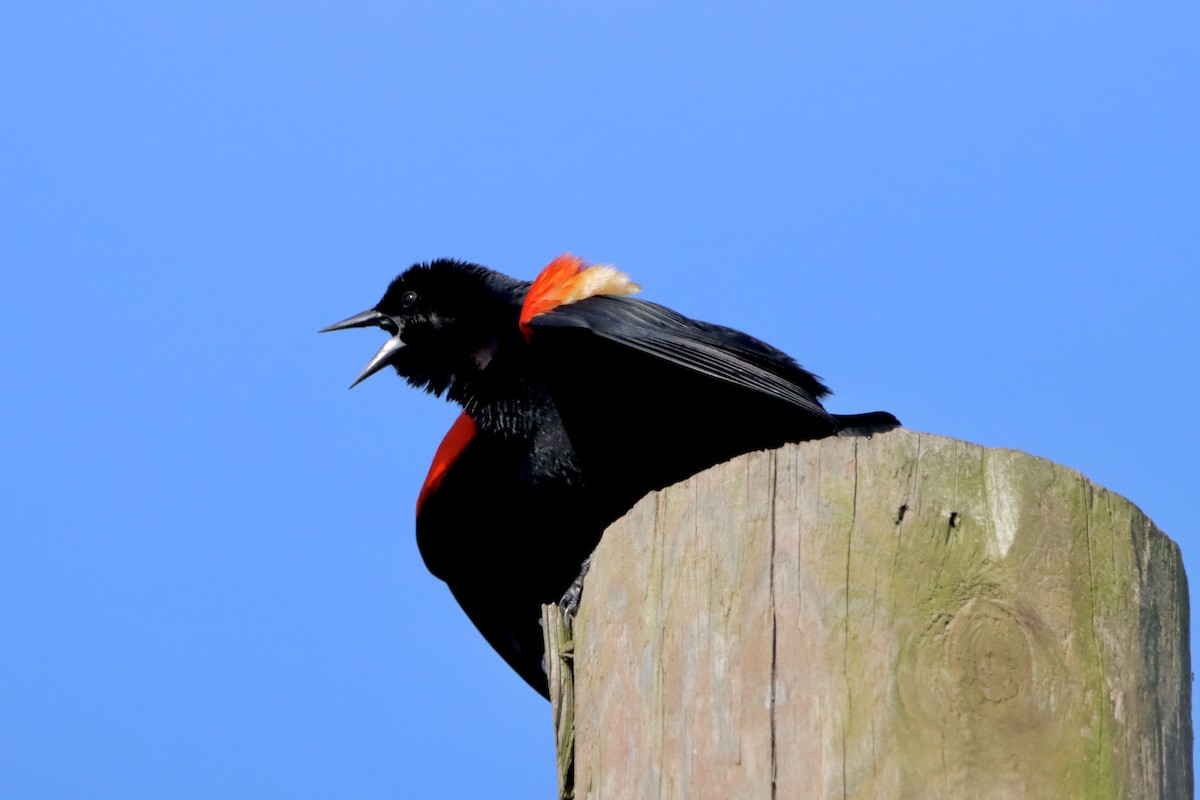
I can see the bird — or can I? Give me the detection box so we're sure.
[321,254,899,698]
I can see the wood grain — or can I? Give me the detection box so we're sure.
[554,429,1191,800]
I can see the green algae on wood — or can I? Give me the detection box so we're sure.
[555,430,1190,800]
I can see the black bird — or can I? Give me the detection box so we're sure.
[321,254,898,697]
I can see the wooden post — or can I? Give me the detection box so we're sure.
[543,429,1192,800]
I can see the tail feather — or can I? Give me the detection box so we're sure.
[833,411,901,438]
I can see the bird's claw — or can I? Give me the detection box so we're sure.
[558,556,592,619]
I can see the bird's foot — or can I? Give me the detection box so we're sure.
[558,556,592,619]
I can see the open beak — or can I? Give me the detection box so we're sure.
[319,309,406,388]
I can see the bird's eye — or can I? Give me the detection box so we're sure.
[401,290,418,309]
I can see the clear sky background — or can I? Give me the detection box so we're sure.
[2,3,1197,797]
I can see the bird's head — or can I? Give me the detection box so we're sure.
[320,259,528,399]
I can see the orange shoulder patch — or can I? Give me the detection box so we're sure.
[519,254,640,337]
[416,412,477,516]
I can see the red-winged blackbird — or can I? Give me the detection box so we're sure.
[322,254,898,697]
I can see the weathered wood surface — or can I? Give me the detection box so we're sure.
[555,429,1190,800]
[542,605,576,799]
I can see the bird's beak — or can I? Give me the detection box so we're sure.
[319,309,406,389]
[319,309,387,333]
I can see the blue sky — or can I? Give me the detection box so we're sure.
[2,2,1196,797]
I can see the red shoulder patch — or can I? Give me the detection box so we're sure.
[519,253,640,339]
[416,412,477,516]
[519,254,586,330]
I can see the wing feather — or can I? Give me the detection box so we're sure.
[527,295,833,422]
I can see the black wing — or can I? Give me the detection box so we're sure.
[524,294,872,513]
[527,294,835,423]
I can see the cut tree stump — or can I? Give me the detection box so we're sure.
[543,429,1191,800]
